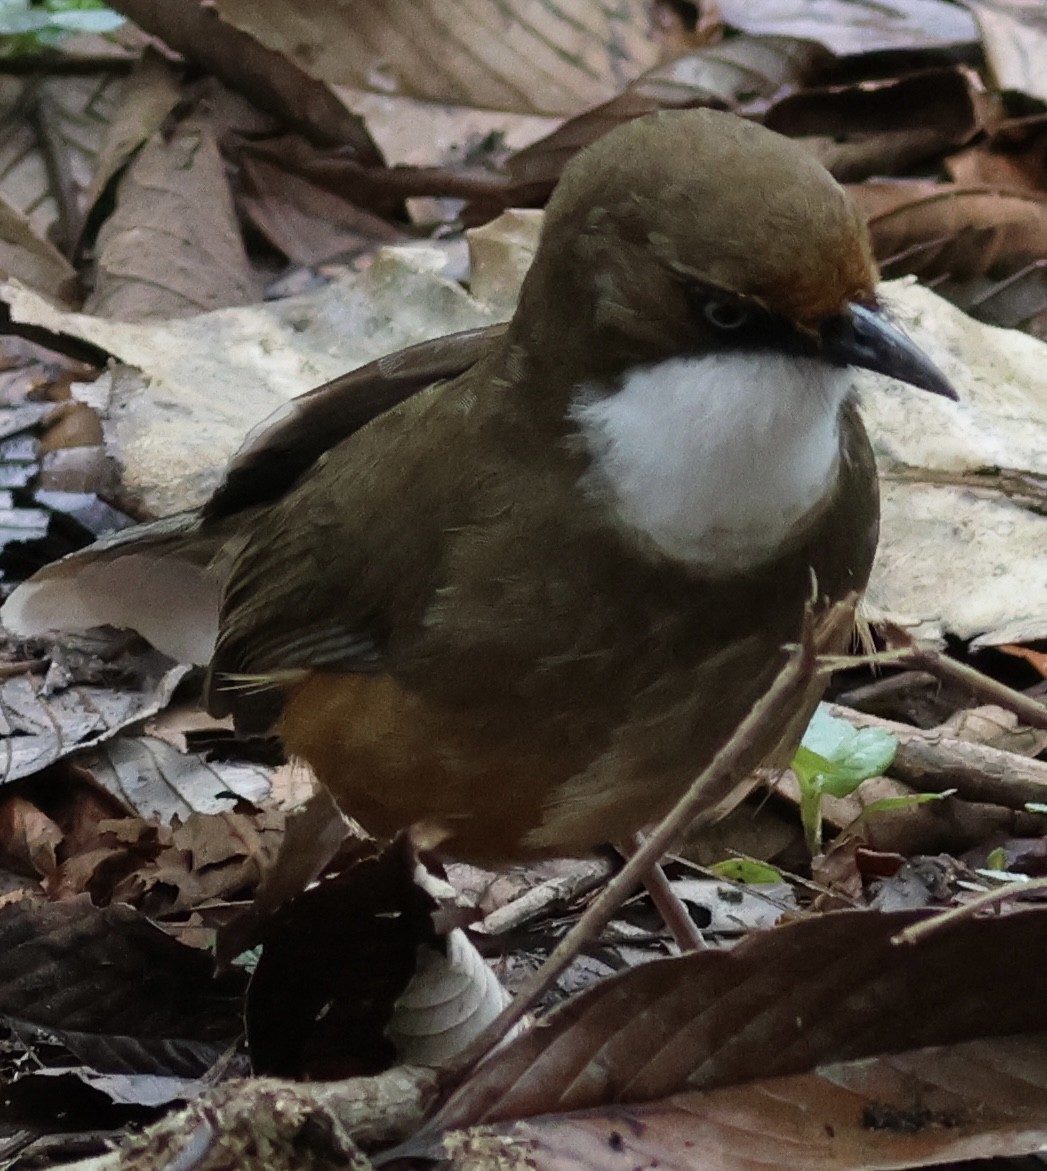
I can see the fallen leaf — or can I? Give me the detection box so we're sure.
[245,837,508,1079]
[212,0,662,117]
[435,1035,1047,1170]
[429,906,1047,1129]
[966,0,1047,105]
[506,36,828,205]
[849,180,1047,333]
[0,641,187,784]
[0,72,125,254]
[85,110,261,320]
[997,643,1047,676]
[73,734,273,821]
[0,195,77,302]
[716,0,978,55]
[1,242,501,516]
[105,0,380,156]
[765,68,988,182]
[0,896,245,1076]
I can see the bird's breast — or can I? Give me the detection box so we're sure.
[570,351,854,574]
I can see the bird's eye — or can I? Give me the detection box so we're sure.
[703,300,749,331]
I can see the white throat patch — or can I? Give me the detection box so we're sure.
[571,351,851,574]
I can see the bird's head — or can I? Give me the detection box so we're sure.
[509,108,955,403]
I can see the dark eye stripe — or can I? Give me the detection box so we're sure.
[685,280,820,359]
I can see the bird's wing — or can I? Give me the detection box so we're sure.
[204,324,506,520]
[204,367,500,732]
[1,326,502,668]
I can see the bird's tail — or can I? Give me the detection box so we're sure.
[1,512,229,665]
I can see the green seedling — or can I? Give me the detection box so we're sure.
[0,0,123,54]
[707,858,782,884]
[791,704,898,855]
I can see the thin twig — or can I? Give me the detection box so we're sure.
[892,875,1047,945]
[619,831,707,951]
[441,624,819,1085]
[822,638,1047,733]
[902,645,1047,732]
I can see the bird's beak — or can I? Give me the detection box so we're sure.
[822,303,958,400]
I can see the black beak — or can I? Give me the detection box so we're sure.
[823,303,958,400]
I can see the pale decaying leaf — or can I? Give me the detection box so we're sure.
[0,650,187,785]
[715,0,978,55]
[74,735,272,821]
[3,221,1047,645]
[466,210,542,316]
[667,878,795,934]
[334,87,558,168]
[214,0,660,117]
[1,244,502,515]
[389,932,512,1068]
[859,278,1047,645]
[389,862,514,1069]
[967,0,1047,106]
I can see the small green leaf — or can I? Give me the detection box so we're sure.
[799,705,897,797]
[0,0,122,45]
[708,858,782,884]
[986,846,1008,871]
[858,789,954,816]
[790,743,835,790]
[1026,802,1047,815]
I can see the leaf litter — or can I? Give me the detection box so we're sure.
[0,3,1045,1170]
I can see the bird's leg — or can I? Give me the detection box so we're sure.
[617,832,707,952]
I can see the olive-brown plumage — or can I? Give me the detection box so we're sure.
[2,109,955,864]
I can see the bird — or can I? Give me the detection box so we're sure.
[2,109,956,871]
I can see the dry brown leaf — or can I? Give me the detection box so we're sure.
[0,896,245,1076]
[506,35,828,204]
[0,793,62,878]
[84,111,260,320]
[0,84,60,245]
[439,1035,1047,1170]
[0,73,126,254]
[105,0,379,156]
[765,67,988,182]
[336,87,558,170]
[946,127,1047,195]
[77,50,183,256]
[213,0,660,117]
[238,152,408,266]
[848,181,1047,333]
[215,787,350,965]
[997,643,1047,677]
[429,906,1047,1131]
[0,195,77,302]
[106,808,286,915]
